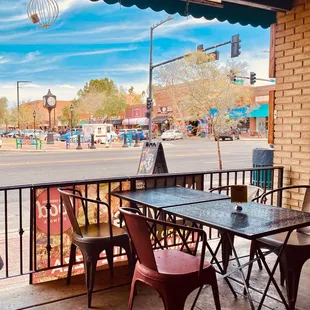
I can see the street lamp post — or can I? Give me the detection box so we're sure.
[70,104,73,137]
[33,111,36,133]
[148,16,173,143]
[17,81,32,129]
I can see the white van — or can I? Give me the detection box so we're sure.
[82,124,115,144]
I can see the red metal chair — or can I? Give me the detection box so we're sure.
[120,207,221,310]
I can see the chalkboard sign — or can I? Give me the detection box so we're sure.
[137,142,168,175]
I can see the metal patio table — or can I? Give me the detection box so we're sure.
[164,200,310,310]
[111,186,229,215]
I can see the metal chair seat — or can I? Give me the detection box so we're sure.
[75,223,127,243]
[154,249,211,275]
[257,230,310,248]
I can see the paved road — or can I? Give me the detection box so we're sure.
[0,139,268,187]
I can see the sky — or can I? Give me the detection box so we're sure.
[0,0,272,106]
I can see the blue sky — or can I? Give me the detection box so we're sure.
[0,0,271,106]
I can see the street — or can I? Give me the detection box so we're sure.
[0,139,268,186]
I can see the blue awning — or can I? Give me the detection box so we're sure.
[248,104,269,118]
[212,104,269,119]
[229,106,247,119]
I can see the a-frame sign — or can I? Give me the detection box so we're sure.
[137,142,168,175]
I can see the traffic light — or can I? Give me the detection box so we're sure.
[231,34,241,58]
[197,44,204,52]
[146,98,153,110]
[250,72,257,85]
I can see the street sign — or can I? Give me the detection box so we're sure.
[234,79,244,85]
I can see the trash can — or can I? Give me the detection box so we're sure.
[200,131,206,138]
[252,148,274,189]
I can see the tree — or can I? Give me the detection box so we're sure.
[0,97,9,129]
[59,104,80,128]
[73,78,128,120]
[156,52,253,169]
[155,63,191,137]
[9,102,34,129]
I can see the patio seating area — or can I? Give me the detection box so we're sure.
[2,236,310,310]
[3,166,310,310]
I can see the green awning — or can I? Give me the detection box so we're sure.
[78,121,90,126]
[97,0,276,28]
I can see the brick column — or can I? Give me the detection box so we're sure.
[274,0,310,209]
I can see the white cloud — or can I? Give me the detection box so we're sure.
[0,56,10,64]
[23,83,42,88]
[0,14,28,22]
[134,16,215,42]
[59,84,75,89]
[1,85,15,89]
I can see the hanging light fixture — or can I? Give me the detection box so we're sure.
[27,0,59,29]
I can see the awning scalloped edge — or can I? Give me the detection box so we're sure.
[100,0,276,29]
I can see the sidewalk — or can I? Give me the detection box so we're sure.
[0,139,143,153]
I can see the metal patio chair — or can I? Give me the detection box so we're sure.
[246,185,310,310]
[58,188,133,308]
[120,207,221,310]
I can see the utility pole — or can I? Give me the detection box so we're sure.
[148,16,174,143]
[17,81,31,129]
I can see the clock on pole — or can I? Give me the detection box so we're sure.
[43,89,57,144]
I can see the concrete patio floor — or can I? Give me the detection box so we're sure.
[1,238,310,310]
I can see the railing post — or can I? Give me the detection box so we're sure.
[90,134,96,149]
[122,133,128,148]
[134,132,140,147]
[277,167,284,207]
[76,134,82,150]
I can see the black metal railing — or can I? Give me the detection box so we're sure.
[0,166,283,284]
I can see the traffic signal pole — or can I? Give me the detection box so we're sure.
[148,25,154,143]
[148,25,240,143]
[152,40,231,69]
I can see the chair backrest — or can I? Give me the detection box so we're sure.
[297,188,310,234]
[120,208,157,271]
[260,185,310,208]
[58,188,89,237]
[210,185,264,202]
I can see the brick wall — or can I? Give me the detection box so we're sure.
[274,0,310,209]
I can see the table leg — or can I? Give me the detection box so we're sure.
[256,230,292,310]
[227,233,256,310]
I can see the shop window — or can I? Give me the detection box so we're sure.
[238,119,250,132]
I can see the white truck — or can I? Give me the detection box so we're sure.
[82,124,115,144]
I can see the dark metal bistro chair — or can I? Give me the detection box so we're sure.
[120,207,221,310]
[58,188,133,308]
[246,185,310,310]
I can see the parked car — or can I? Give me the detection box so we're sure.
[215,129,240,141]
[118,129,145,140]
[60,130,82,141]
[6,130,22,138]
[44,132,60,141]
[161,130,183,141]
[22,129,44,138]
